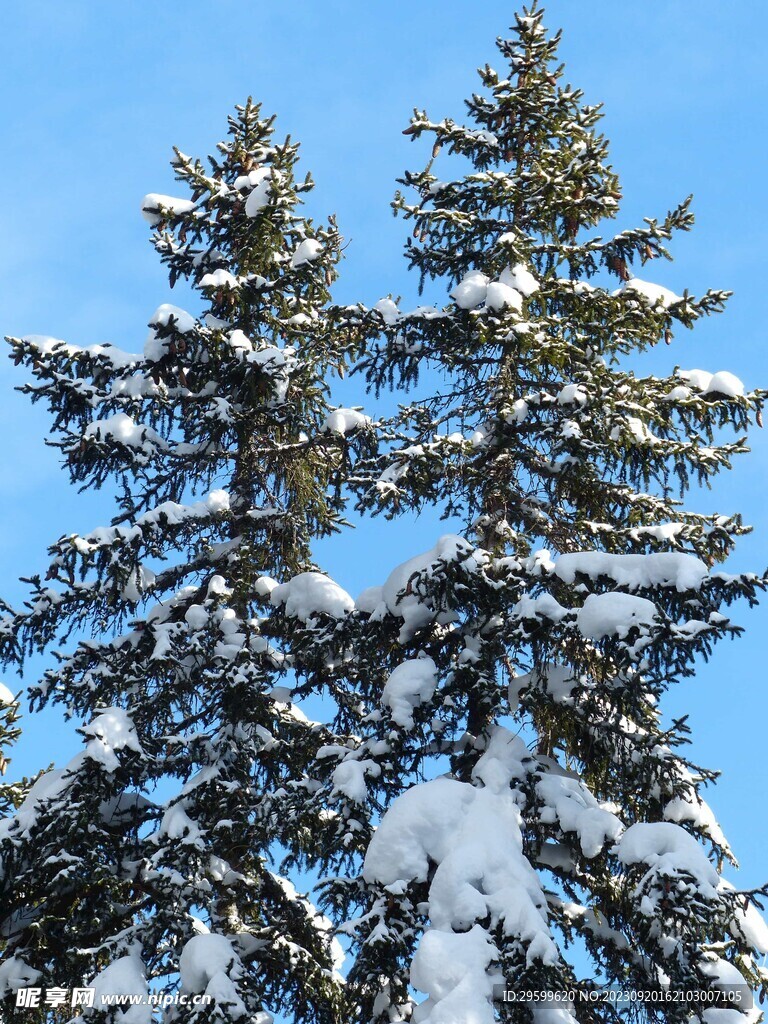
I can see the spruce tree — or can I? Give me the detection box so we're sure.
[321,7,768,1023]
[0,101,371,1023]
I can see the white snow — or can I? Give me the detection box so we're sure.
[410,926,500,1024]
[227,329,253,355]
[719,880,768,953]
[381,657,438,729]
[82,707,143,773]
[0,682,15,704]
[617,822,720,904]
[179,933,246,1017]
[253,575,279,599]
[242,167,275,217]
[148,303,196,334]
[91,955,150,1024]
[355,585,384,614]
[451,270,489,310]
[485,280,522,312]
[84,413,164,450]
[321,408,371,435]
[374,535,486,642]
[557,383,587,406]
[620,278,682,308]
[365,728,558,1024]
[374,297,400,325]
[200,268,239,290]
[270,572,354,621]
[500,263,539,297]
[290,238,323,267]
[0,753,86,838]
[141,193,195,227]
[451,266,532,312]
[21,335,138,368]
[576,592,658,639]
[554,551,708,592]
[536,771,623,858]
[677,369,745,399]
[0,955,41,995]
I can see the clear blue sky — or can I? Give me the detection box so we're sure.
[0,1,765,892]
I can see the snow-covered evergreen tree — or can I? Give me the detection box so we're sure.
[321,7,768,1023]
[0,101,373,1023]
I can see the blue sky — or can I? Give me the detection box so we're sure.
[0,0,765,893]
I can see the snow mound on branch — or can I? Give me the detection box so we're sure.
[719,880,768,953]
[290,238,323,267]
[141,193,195,226]
[82,707,143,773]
[485,280,523,311]
[0,682,15,704]
[144,304,197,360]
[364,728,558,1024]
[84,413,165,451]
[451,270,489,309]
[369,534,486,642]
[410,926,501,1024]
[554,551,708,592]
[0,753,85,839]
[374,297,400,325]
[620,278,682,308]
[451,264,535,312]
[509,664,581,712]
[500,263,539,297]
[536,771,623,858]
[149,303,196,334]
[617,821,719,893]
[21,335,139,368]
[91,955,150,1024]
[321,408,371,435]
[677,368,745,398]
[242,167,275,216]
[270,572,354,621]
[0,955,41,995]
[576,592,657,639]
[179,933,246,1016]
[200,268,239,290]
[557,383,587,405]
[381,657,438,729]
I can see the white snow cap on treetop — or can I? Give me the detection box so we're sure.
[270,571,354,621]
[290,238,323,267]
[141,193,195,227]
[677,368,745,399]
